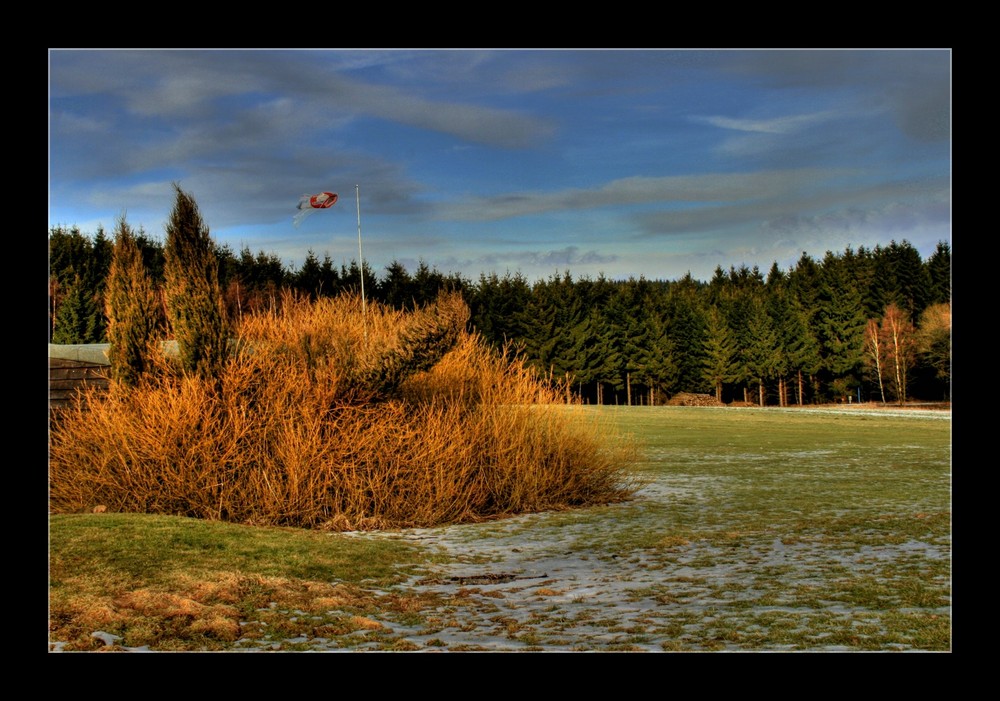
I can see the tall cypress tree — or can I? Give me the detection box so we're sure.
[106,215,159,387]
[163,184,229,382]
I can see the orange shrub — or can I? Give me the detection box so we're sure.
[49,292,636,529]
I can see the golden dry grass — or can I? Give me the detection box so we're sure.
[49,292,635,529]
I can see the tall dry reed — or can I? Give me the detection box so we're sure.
[49,292,636,529]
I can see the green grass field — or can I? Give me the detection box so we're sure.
[49,406,951,651]
[596,406,952,650]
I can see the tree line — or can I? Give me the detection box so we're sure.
[49,223,951,406]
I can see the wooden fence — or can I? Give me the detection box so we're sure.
[49,344,112,410]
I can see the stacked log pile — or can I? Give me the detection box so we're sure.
[666,392,726,407]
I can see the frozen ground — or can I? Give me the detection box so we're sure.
[225,402,951,652]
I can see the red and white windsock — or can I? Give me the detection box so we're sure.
[294,191,338,226]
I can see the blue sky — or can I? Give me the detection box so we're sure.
[48,49,951,283]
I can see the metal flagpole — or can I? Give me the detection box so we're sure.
[355,184,367,332]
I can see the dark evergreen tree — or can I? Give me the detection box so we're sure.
[134,226,166,283]
[49,226,92,286]
[616,278,676,405]
[869,240,932,321]
[468,271,532,350]
[926,240,951,305]
[887,240,932,320]
[341,259,379,302]
[294,250,324,299]
[701,305,738,401]
[845,246,881,320]
[717,272,755,402]
[215,243,240,291]
[786,253,824,401]
[597,283,635,404]
[767,270,820,406]
[48,225,111,343]
[743,296,779,406]
[319,254,341,298]
[663,273,707,393]
[517,272,585,390]
[163,184,229,382]
[641,307,679,404]
[787,252,821,314]
[565,309,613,404]
[814,252,867,400]
[51,274,101,344]
[412,260,448,307]
[380,260,416,309]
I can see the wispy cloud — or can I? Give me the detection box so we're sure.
[436,169,844,222]
[698,110,841,135]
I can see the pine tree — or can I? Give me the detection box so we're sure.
[105,215,159,387]
[294,250,324,299]
[412,260,447,307]
[743,296,779,406]
[786,253,824,403]
[619,279,677,405]
[814,252,867,400]
[51,274,100,344]
[163,184,229,382]
[767,275,820,406]
[887,240,932,320]
[48,226,109,343]
[926,241,951,305]
[664,274,707,393]
[517,272,584,384]
[380,260,416,309]
[468,271,532,350]
[701,306,738,401]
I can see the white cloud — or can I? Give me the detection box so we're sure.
[699,110,840,135]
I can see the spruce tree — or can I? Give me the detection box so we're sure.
[163,184,229,382]
[105,215,159,387]
[701,306,738,401]
[664,274,707,393]
[814,252,867,399]
[926,241,951,305]
[380,260,415,309]
[743,296,779,406]
[295,249,324,300]
[51,274,100,344]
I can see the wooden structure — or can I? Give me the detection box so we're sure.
[49,344,111,410]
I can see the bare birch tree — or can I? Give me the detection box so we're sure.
[864,318,887,404]
[881,303,916,405]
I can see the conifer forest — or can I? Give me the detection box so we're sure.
[48,225,951,407]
